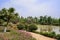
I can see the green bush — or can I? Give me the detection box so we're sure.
[28,24,37,32]
[17,24,25,30]
[17,24,38,32]
[40,32,48,36]
[40,32,56,38]
[33,31,60,40]
[49,32,56,38]
[33,31,40,34]
[24,24,29,31]
[56,34,60,40]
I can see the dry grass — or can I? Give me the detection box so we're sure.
[0,30,36,40]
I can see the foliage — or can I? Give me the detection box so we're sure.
[28,24,37,32]
[59,18,60,26]
[33,31,56,38]
[0,8,19,26]
[33,31,60,40]
[47,16,52,25]
[17,24,25,30]
[40,32,56,38]
[56,34,60,40]
[17,24,38,32]
[24,24,29,31]
[0,8,20,32]
[0,8,60,27]
[19,15,60,26]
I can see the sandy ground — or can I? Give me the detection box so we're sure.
[30,32,57,40]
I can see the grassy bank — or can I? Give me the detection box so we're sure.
[0,30,36,40]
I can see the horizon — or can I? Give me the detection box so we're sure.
[0,0,60,18]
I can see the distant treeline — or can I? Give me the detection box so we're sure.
[0,8,60,26]
[20,16,60,26]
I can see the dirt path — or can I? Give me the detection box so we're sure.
[30,32,56,40]
[18,30,56,40]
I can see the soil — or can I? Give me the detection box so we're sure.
[30,32,56,40]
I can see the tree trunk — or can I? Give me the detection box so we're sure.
[4,27,7,32]
[4,20,8,32]
[4,17,9,32]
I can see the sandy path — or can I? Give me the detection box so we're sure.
[30,32,56,40]
[18,30,56,40]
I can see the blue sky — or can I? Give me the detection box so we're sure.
[0,0,60,18]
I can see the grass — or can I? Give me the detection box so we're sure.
[0,30,36,40]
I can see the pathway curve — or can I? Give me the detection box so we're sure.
[30,32,56,40]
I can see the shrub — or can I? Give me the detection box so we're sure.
[49,32,56,38]
[24,24,29,31]
[17,24,25,30]
[56,34,60,40]
[33,31,60,40]
[28,24,37,32]
[40,32,56,38]
[40,32,48,36]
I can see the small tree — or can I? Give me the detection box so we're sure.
[0,8,19,32]
[3,8,15,32]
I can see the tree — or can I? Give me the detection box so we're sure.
[1,8,8,32]
[43,16,47,25]
[59,18,60,26]
[27,16,33,24]
[52,18,59,26]
[10,13,19,24]
[0,10,5,26]
[39,16,44,24]
[47,16,52,25]
[34,17,38,23]
[0,8,19,32]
